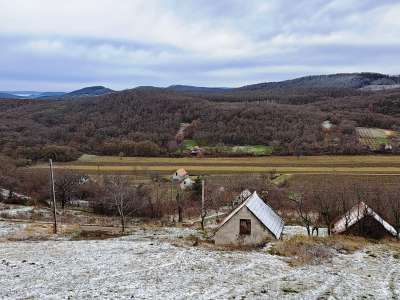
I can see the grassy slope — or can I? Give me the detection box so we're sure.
[181,139,273,155]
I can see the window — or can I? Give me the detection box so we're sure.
[239,219,251,235]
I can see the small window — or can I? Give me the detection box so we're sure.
[239,219,251,235]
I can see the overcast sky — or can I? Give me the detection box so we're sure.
[0,0,399,91]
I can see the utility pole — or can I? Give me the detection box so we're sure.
[201,179,206,230]
[49,159,58,234]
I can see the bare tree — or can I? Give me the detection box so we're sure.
[0,156,19,201]
[386,187,400,239]
[149,173,162,218]
[312,182,338,236]
[175,188,186,223]
[54,170,81,209]
[288,190,313,236]
[104,176,144,233]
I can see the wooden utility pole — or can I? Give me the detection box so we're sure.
[201,179,206,230]
[49,159,58,234]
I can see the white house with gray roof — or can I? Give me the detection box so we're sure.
[215,191,284,246]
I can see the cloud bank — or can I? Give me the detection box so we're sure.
[0,0,399,91]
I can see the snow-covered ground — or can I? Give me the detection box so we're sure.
[282,225,328,238]
[0,222,26,237]
[0,204,50,219]
[0,224,399,299]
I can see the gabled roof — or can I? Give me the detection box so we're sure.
[173,168,188,182]
[218,191,284,239]
[175,168,188,177]
[180,178,194,190]
[332,201,397,237]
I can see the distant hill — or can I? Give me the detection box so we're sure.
[237,73,400,91]
[0,92,24,99]
[0,86,114,99]
[166,85,231,93]
[37,92,66,98]
[0,91,66,99]
[64,86,114,97]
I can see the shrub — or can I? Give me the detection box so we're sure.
[268,235,367,266]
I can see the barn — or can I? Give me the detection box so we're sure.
[214,191,284,246]
[331,202,398,239]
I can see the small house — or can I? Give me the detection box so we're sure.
[190,146,203,156]
[214,191,284,246]
[180,177,194,190]
[172,168,188,182]
[331,202,398,239]
[322,120,333,130]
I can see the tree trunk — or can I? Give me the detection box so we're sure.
[176,192,183,223]
[121,215,125,234]
[178,205,183,223]
[61,191,66,209]
[306,224,311,236]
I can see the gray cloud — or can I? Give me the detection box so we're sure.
[0,0,399,91]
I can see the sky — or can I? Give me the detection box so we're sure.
[0,0,400,92]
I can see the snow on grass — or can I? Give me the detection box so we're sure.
[283,225,328,238]
[0,205,51,220]
[0,206,33,217]
[0,221,26,237]
[0,225,399,299]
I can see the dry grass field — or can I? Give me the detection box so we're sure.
[32,154,400,176]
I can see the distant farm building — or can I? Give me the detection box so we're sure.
[190,146,203,156]
[331,202,398,239]
[215,191,284,246]
[172,168,188,182]
[180,177,194,190]
[321,120,333,130]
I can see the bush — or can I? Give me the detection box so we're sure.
[268,235,367,266]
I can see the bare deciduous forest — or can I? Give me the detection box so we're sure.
[1,82,400,162]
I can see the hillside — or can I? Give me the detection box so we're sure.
[238,73,400,91]
[0,91,66,99]
[0,92,23,99]
[1,84,400,161]
[166,85,231,93]
[166,73,400,105]
[0,86,113,100]
[63,86,114,97]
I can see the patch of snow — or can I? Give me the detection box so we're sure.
[0,222,26,237]
[0,188,30,200]
[283,225,328,238]
[0,226,398,299]
[0,206,33,217]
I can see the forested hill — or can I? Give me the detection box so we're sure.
[166,73,400,105]
[1,77,400,162]
[238,73,400,91]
